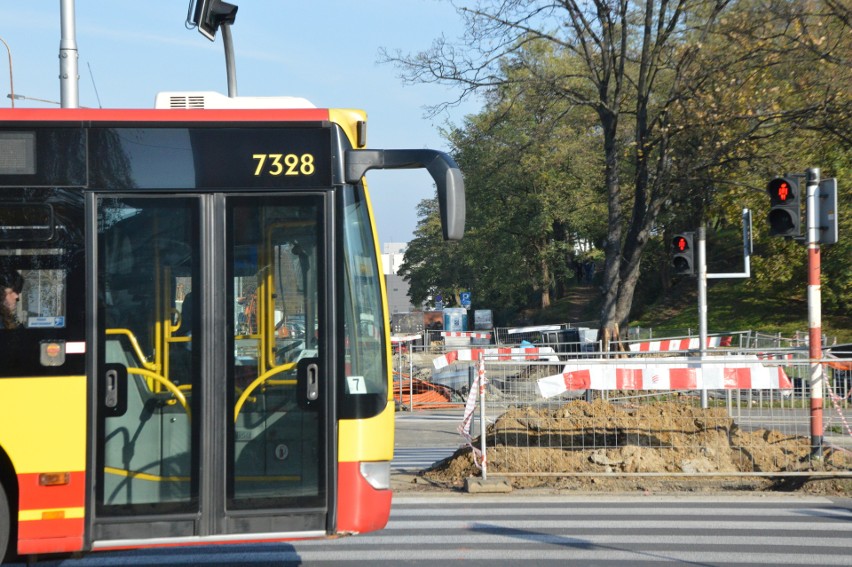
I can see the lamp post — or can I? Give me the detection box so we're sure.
[0,35,14,108]
[7,94,61,106]
[7,94,88,108]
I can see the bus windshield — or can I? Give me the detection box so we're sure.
[341,185,387,418]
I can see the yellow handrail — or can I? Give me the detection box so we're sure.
[233,362,297,423]
[127,367,191,417]
[106,328,158,372]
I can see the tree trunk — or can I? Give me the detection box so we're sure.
[614,240,645,332]
[597,111,622,346]
[540,262,551,309]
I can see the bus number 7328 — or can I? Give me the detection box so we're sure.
[0,91,464,561]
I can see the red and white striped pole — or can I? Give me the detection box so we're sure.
[806,168,823,458]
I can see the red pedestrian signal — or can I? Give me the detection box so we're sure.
[766,176,801,237]
[771,181,790,202]
[671,233,694,275]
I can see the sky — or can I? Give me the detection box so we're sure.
[0,1,479,244]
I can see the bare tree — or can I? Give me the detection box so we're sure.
[385,0,850,345]
[384,0,734,345]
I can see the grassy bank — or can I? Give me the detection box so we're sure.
[525,280,852,344]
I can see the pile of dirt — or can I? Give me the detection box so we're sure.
[415,399,852,495]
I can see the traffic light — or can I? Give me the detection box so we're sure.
[193,0,238,41]
[766,176,801,237]
[671,232,694,275]
[818,178,838,245]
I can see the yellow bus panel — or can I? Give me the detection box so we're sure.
[0,376,87,473]
[338,401,394,463]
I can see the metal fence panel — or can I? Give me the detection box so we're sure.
[394,340,852,477]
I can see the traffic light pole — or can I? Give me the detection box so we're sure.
[806,168,824,458]
[696,210,753,409]
[697,227,709,408]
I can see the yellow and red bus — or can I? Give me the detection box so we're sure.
[0,93,464,562]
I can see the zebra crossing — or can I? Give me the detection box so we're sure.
[385,411,852,565]
[392,446,458,472]
[283,494,852,565]
[393,409,467,472]
[18,494,852,565]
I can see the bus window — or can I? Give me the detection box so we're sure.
[97,196,200,513]
[228,196,325,508]
[340,185,387,418]
[0,204,55,242]
[21,268,67,329]
[0,262,67,330]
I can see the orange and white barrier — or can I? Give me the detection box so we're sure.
[628,336,731,352]
[459,354,487,470]
[756,352,795,361]
[441,331,492,339]
[537,356,792,398]
[433,347,558,370]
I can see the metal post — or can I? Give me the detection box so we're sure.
[806,168,823,458]
[0,36,14,107]
[221,24,238,97]
[59,0,79,108]
[697,226,708,408]
[478,354,487,481]
[397,341,403,409]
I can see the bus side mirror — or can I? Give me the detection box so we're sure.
[344,149,466,241]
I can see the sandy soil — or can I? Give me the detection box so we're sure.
[400,399,852,496]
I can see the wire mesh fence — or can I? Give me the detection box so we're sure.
[392,334,852,477]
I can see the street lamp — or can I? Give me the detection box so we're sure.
[0,35,14,108]
[7,94,62,106]
[7,94,88,108]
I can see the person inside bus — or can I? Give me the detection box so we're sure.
[170,291,193,385]
[175,291,193,339]
[0,267,24,329]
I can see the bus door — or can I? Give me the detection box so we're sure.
[91,192,330,545]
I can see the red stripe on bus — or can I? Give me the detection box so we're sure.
[18,519,85,555]
[17,471,86,510]
[336,461,391,534]
[18,517,84,540]
[18,536,84,555]
[0,108,331,123]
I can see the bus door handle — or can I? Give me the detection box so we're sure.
[105,369,119,408]
[100,363,128,417]
[306,363,319,401]
[297,358,320,410]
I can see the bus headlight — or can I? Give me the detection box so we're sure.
[359,461,390,490]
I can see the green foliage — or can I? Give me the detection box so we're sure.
[393,0,851,332]
[398,198,470,308]
[633,278,852,345]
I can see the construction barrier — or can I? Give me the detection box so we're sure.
[432,346,559,370]
[628,335,731,352]
[394,333,850,478]
[536,356,793,398]
[441,331,492,340]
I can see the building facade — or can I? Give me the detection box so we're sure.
[381,242,417,315]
